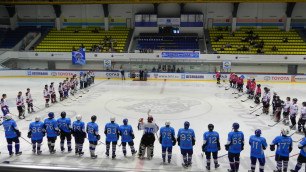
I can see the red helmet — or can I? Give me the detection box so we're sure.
[147,116,153,122]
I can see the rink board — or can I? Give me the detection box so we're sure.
[0,69,305,83]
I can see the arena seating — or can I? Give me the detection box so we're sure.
[35,26,129,52]
[209,26,306,55]
[0,27,50,49]
[137,33,199,51]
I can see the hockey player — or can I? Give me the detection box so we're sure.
[16,91,25,119]
[72,115,86,156]
[237,76,244,92]
[272,92,278,115]
[290,98,298,130]
[44,112,60,154]
[248,129,267,172]
[216,71,221,84]
[254,84,262,104]
[44,85,50,107]
[104,117,120,159]
[270,127,293,172]
[25,88,34,113]
[246,78,251,93]
[90,71,95,84]
[248,79,256,99]
[262,87,271,114]
[119,118,137,157]
[290,130,306,172]
[159,120,176,164]
[178,121,195,168]
[283,97,292,125]
[70,78,75,96]
[229,73,234,87]
[28,116,45,155]
[297,102,306,133]
[86,115,100,159]
[57,111,72,152]
[79,73,84,89]
[2,114,22,156]
[225,122,245,172]
[58,82,64,101]
[49,82,57,103]
[137,115,159,159]
[232,75,238,88]
[274,96,283,122]
[202,124,220,170]
[1,94,9,118]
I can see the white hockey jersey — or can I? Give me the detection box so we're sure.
[1,98,8,108]
[138,122,159,135]
[262,91,271,102]
[16,96,24,107]
[25,92,33,103]
[49,86,55,94]
[58,85,63,93]
[283,101,292,113]
[44,88,50,99]
[290,103,299,116]
[301,107,306,120]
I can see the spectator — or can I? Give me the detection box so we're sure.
[250,40,255,45]
[229,32,235,37]
[98,42,103,51]
[74,28,79,33]
[252,34,258,40]
[177,68,181,73]
[237,45,241,51]
[180,67,184,73]
[220,46,225,51]
[213,48,218,54]
[248,46,251,51]
[92,28,99,33]
[241,37,247,42]
[217,27,222,31]
[152,67,156,72]
[257,48,263,54]
[225,26,229,31]
[260,40,264,46]
[72,46,76,51]
[95,46,99,52]
[214,37,219,42]
[225,42,232,48]
[218,34,223,39]
[283,37,288,43]
[242,45,248,51]
[114,39,117,47]
[272,45,278,51]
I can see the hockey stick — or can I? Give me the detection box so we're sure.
[249,106,263,114]
[33,105,41,109]
[293,138,303,143]
[268,119,285,127]
[98,141,105,145]
[20,136,33,145]
[201,152,228,159]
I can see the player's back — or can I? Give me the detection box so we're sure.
[119,124,133,142]
[87,122,98,141]
[73,120,85,132]
[273,136,292,156]
[178,128,195,150]
[204,131,219,152]
[249,135,267,158]
[44,118,58,137]
[30,121,44,140]
[298,137,306,156]
[57,118,71,133]
[160,126,175,147]
[105,123,119,141]
[2,120,17,138]
[142,122,159,134]
[228,131,244,153]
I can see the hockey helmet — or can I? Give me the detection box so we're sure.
[303,102,306,106]
[6,114,12,120]
[147,116,153,123]
[61,111,66,118]
[110,117,116,122]
[208,124,214,131]
[257,84,261,87]
[48,112,54,118]
[76,115,82,121]
[91,115,97,122]
[293,98,298,102]
[35,116,41,122]
[123,118,128,125]
[255,129,261,137]
[165,120,170,126]
[184,121,190,129]
[232,122,239,130]
[281,127,290,136]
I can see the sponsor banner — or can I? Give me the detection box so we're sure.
[291,75,306,82]
[27,71,49,76]
[157,18,180,25]
[148,73,181,80]
[161,52,199,58]
[104,60,111,68]
[223,61,232,70]
[105,72,121,78]
[259,75,291,82]
[183,74,205,80]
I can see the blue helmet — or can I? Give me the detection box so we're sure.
[232,122,239,130]
[123,118,128,125]
[184,121,190,129]
[48,112,54,118]
[255,129,261,137]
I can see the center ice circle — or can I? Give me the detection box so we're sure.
[104,95,212,120]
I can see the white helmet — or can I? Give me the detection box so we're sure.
[35,116,41,122]
[76,115,82,121]
[110,117,116,122]
[165,120,170,126]
[281,127,290,136]
[6,114,12,120]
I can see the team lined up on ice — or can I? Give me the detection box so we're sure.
[1,112,306,172]
[216,72,306,133]
[0,71,95,119]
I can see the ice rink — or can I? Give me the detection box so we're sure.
[0,77,305,172]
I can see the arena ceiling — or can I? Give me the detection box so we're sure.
[0,0,306,4]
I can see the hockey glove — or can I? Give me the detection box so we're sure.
[139,118,143,123]
[104,130,107,135]
[270,144,275,151]
[159,136,162,144]
[43,131,46,136]
[56,130,60,136]
[192,138,195,146]
[289,146,292,153]
[17,130,21,137]
[131,133,135,139]
[96,134,101,141]
[217,140,221,151]
[202,144,206,152]
[117,132,120,139]
[177,137,180,146]
[225,144,230,151]
[27,131,32,138]
[241,142,244,150]
[172,135,176,146]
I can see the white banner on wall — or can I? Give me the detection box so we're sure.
[157,18,180,26]
[0,70,304,83]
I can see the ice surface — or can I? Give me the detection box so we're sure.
[0,78,305,171]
